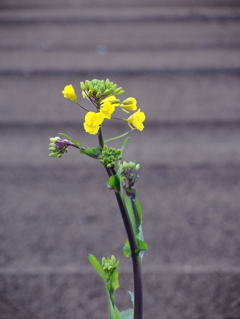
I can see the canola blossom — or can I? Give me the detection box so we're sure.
[127,109,146,131]
[84,111,104,135]
[100,96,118,119]
[121,97,137,113]
[62,85,77,101]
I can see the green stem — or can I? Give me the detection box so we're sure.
[75,101,90,112]
[106,168,143,319]
[104,130,133,143]
[98,125,104,149]
[98,126,143,319]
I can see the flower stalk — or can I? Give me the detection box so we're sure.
[49,79,147,319]
[106,166,143,319]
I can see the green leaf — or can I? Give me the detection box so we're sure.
[58,133,81,148]
[114,305,122,319]
[109,296,117,319]
[124,195,138,236]
[112,267,120,291]
[107,292,121,319]
[107,175,120,193]
[123,239,131,258]
[121,137,130,154]
[120,309,134,319]
[135,238,148,254]
[88,254,106,282]
[81,146,101,159]
[134,195,142,226]
[128,291,134,305]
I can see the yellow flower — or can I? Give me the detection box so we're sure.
[100,96,118,119]
[83,112,104,135]
[62,85,77,101]
[127,109,146,131]
[121,97,137,113]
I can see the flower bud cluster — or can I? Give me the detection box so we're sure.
[102,255,119,275]
[49,137,77,158]
[120,161,140,198]
[100,145,122,168]
[80,79,125,105]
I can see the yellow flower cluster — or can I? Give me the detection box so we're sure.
[62,84,146,135]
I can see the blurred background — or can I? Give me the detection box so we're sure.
[1,0,240,318]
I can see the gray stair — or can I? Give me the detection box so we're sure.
[1,0,240,9]
[1,2,240,319]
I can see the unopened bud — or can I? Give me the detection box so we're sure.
[88,90,93,97]
[104,89,111,95]
[85,80,90,89]
[115,90,125,96]
[96,91,102,98]
[80,82,86,91]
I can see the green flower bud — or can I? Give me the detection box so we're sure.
[114,87,123,94]
[106,81,113,89]
[85,80,90,89]
[96,91,102,98]
[88,89,93,97]
[115,90,125,96]
[122,99,133,106]
[110,99,121,105]
[109,84,117,92]
[104,89,111,96]
[80,81,86,91]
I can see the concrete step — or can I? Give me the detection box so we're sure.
[1,7,240,24]
[1,74,240,124]
[1,163,240,268]
[1,48,240,75]
[0,268,240,319]
[1,0,240,10]
[1,49,240,75]
[1,0,240,9]
[2,121,240,167]
[1,19,240,51]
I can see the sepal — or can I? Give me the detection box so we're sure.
[58,133,81,148]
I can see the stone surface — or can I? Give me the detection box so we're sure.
[1,165,240,269]
[1,74,240,124]
[1,49,240,74]
[1,270,240,319]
